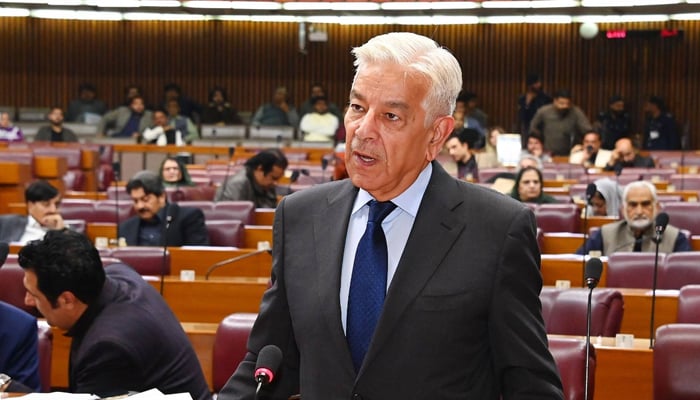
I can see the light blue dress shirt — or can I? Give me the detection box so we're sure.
[340,163,433,333]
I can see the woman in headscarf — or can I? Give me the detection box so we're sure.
[587,177,622,217]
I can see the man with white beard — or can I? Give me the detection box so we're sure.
[577,180,691,255]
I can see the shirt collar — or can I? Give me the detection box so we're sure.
[352,162,433,218]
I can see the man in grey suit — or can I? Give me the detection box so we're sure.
[219,32,563,399]
[98,95,152,138]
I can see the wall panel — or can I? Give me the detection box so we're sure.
[0,17,696,146]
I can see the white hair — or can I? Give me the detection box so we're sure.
[351,32,463,126]
[622,180,658,203]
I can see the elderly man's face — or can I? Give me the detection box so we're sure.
[624,186,657,231]
[344,63,452,201]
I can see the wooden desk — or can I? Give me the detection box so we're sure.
[541,255,609,287]
[615,288,679,338]
[144,276,268,323]
[169,246,272,278]
[255,208,276,225]
[549,335,654,400]
[243,225,273,249]
[50,326,655,400]
[0,162,30,214]
[543,231,700,253]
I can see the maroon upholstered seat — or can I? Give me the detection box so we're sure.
[548,337,595,400]
[535,204,581,233]
[659,252,700,290]
[94,200,135,224]
[32,146,86,191]
[606,252,667,289]
[212,313,258,392]
[206,220,244,248]
[540,287,624,337]
[654,324,700,400]
[36,320,53,392]
[677,284,700,323]
[59,199,96,222]
[660,202,700,236]
[214,201,256,224]
[0,255,40,317]
[109,247,170,276]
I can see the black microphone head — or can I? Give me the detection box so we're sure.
[614,163,623,176]
[0,242,9,267]
[290,170,300,183]
[321,157,329,170]
[228,146,235,158]
[585,183,597,202]
[255,345,283,384]
[655,212,669,233]
[300,168,310,176]
[584,257,603,289]
[276,134,282,143]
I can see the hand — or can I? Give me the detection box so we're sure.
[278,102,290,113]
[41,214,65,230]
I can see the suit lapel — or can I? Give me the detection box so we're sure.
[313,181,358,371]
[361,163,466,373]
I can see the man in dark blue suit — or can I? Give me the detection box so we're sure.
[18,230,211,399]
[119,171,209,246]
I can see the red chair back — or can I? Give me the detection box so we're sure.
[540,287,624,337]
[548,337,595,400]
[212,313,257,392]
[654,324,700,400]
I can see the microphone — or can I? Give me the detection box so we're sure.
[159,204,173,296]
[583,257,603,400]
[649,212,669,349]
[653,212,669,244]
[205,248,272,280]
[580,183,597,285]
[217,146,236,203]
[321,156,329,183]
[613,162,623,187]
[113,167,122,244]
[255,345,283,398]
[286,169,301,195]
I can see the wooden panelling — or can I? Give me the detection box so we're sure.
[0,18,698,146]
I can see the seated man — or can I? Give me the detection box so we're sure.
[141,109,184,146]
[250,86,299,127]
[215,149,288,208]
[18,230,211,399]
[577,180,691,255]
[119,171,209,246]
[0,181,65,244]
[98,95,152,138]
[443,128,482,181]
[34,107,78,143]
[603,137,656,171]
[569,130,612,168]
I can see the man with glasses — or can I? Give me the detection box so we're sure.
[577,180,690,255]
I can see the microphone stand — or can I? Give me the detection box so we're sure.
[160,204,172,296]
[649,230,662,349]
[113,168,121,244]
[584,286,594,400]
[217,146,236,203]
[205,248,271,280]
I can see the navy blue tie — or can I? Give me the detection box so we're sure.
[347,200,397,372]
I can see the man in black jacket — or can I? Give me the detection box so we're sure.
[119,171,209,246]
[18,230,211,399]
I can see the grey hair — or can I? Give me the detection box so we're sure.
[622,180,658,203]
[517,154,544,172]
[351,32,463,126]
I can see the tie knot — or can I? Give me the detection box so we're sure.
[367,200,397,224]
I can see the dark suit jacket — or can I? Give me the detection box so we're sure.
[0,301,40,392]
[0,215,28,243]
[118,203,209,246]
[218,162,563,400]
[66,264,211,399]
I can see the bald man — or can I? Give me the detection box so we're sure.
[604,137,655,171]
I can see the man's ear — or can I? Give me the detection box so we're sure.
[426,116,455,161]
[57,291,78,309]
